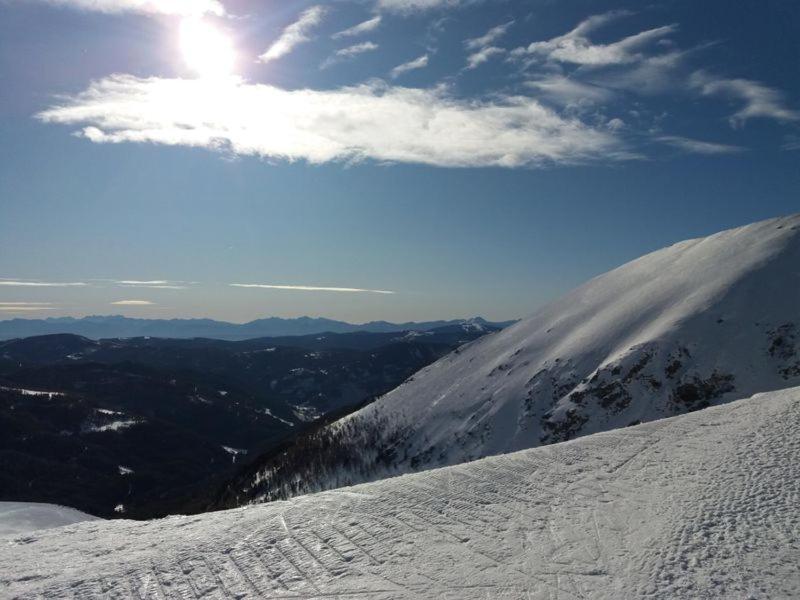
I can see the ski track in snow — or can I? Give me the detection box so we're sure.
[1,388,799,599]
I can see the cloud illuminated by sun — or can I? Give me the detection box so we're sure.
[179,18,235,79]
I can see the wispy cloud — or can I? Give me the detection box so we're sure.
[525,76,615,108]
[231,284,395,295]
[114,279,189,289]
[390,54,429,79]
[465,46,504,70]
[321,41,379,69]
[111,300,156,306]
[513,11,676,67]
[0,302,56,312]
[26,0,224,16]
[656,135,746,155]
[0,279,87,287]
[37,76,631,168]
[259,6,327,64]
[690,71,800,127]
[375,0,466,14]
[332,16,382,39]
[465,21,513,51]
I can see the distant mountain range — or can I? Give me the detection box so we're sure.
[0,315,517,341]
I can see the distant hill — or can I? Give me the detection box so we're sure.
[0,315,517,341]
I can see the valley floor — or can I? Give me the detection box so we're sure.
[2,387,799,599]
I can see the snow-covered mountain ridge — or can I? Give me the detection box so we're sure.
[222,214,800,503]
[3,387,799,598]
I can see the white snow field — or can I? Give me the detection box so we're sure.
[0,502,99,537]
[2,387,799,599]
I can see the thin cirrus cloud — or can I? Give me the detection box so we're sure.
[513,11,677,67]
[465,21,514,51]
[465,46,505,70]
[390,54,429,79]
[26,0,225,16]
[689,71,800,127]
[375,0,466,14]
[111,300,156,306]
[656,135,746,155]
[0,302,56,312]
[321,42,379,69]
[259,6,327,64]
[0,279,87,287]
[230,284,395,295]
[36,75,631,168]
[332,16,382,39]
[114,279,189,289]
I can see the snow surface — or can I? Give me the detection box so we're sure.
[0,502,99,537]
[1,388,798,598]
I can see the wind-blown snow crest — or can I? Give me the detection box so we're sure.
[2,388,799,598]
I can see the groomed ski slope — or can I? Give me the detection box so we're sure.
[2,387,799,599]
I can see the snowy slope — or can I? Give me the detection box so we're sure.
[2,388,799,599]
[225,214,800,503]
[0,502,99,536]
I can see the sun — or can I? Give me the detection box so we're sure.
[179,18,235,79]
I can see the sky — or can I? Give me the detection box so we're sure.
[0,0,798,324]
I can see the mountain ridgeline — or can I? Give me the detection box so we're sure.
[212,214,800,508]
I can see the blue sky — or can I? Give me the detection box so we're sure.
[0,0,798,323]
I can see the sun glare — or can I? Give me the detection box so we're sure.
[179,18,235,79]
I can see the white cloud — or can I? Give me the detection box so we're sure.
[231,284,395,295]
[111,300,155,305]
[321,41,379,69]
[656,135,746,155]
[0,279,87,287]
[465,21,513,51]
[465,46,504,70]
[390,54,429,79]
[375,0,465,14]
[259,6,327,64]
[525,76,614,108]
[115,280,188,289]
[515,11,677,67]
[0,302,56,312]
[690,71,800,127]
[27,0,224,16]
[37,75,631,168]
[332,16,382,39]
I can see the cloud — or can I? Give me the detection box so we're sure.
[0,279,87,287]
[390,54,429,78]
[114,279,189,289]
[111,300,155,305]
[525,76,614,108]
[0,302,56,312]
[230,284,395,295]
[690,71,800,127]
[656,135,746,155]
[465,21,513,51]
[514,11,677,67]
[783,134,800,151]
[259,6,327,64]
[37,75,631,168]
[465,46,504,70]
[375,0,465,14]
[332,16,382,39]
[321,41,379,69]
[26,0,224,16]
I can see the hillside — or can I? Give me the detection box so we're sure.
[2,387,798,599]
[218,214,800,504]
